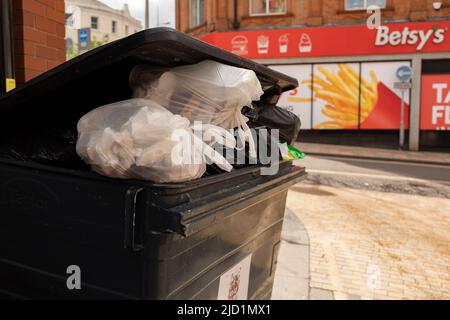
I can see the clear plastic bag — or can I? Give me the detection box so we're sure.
[76,98,233,183]
[129,60,264,157]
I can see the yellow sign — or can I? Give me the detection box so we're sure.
[6,78,16,92]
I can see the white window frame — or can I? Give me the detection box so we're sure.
[249,0,287,16]
[91,16,99,29]
[345,0,386,11]
[189,0,205,29]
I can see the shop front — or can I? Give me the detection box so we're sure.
[200,20,450,150]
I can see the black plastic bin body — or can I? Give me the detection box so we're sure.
[0,28,305,300]
[0,160,304,299]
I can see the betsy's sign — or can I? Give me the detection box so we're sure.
[375,25,445,51]
[200,21,450,59]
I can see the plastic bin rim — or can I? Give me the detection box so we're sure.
[0,157,306,190]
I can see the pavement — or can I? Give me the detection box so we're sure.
[286,183,450,300]
[272,145,450,300]
[272,209,310,300]
[295,142,450,166]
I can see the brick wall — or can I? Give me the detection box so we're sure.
[12,0,66,84]
[176,0,450,36]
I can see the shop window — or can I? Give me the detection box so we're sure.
[112,20,117,33]
[190,0,205,28]
[66,38,73,54]
[91,16,99,29]
[345,0,386,11]
[250,0,287,16]
[66,13,74,27]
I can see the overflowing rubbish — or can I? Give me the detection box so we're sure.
[1,59,303,183]
[76,59,304,182]
[76,99,233,183]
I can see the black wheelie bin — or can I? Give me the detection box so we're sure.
[0,28,306,300]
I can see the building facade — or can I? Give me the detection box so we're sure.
[176,0,450,150]
[65,0,141,56]
[177,0,450,35]
[0,0,66,88]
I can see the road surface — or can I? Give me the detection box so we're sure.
[300,155,450,198]
[302,155,450,184]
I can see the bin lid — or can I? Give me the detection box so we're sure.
[0,28,298,115]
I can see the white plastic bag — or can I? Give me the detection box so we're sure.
[130,60,264,158]
[76,98,233,183]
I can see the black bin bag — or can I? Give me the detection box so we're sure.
[0,28,306,300]
[0,127,85,169]
[243,104,302,145]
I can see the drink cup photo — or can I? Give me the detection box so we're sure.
[279,34,289,53]
[299,33,312,53]
[258,35,270,54]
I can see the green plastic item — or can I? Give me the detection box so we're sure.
[287,145,305,160]
[278,142,306,160]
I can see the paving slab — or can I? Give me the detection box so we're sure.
[272,209,310,300]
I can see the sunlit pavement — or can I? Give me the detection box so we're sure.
[272,209,310,300]
[285,178,450,300]
[272,151,450,300]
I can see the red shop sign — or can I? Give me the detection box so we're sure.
[200,21,450,59]
[421,74,450,131]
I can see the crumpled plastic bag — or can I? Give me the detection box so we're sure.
[129,60,264,158]
[76,98,233,183]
